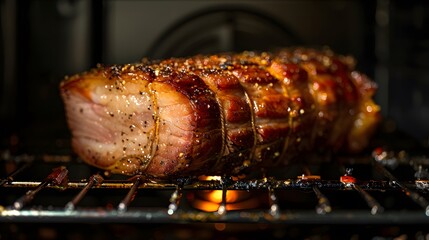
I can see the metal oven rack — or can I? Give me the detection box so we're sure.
[1,149,429,224]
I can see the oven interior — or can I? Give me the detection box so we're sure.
[1,0,429,239]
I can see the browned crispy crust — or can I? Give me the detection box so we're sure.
[60,48,380,178]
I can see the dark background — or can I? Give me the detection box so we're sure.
[1,0,429,153]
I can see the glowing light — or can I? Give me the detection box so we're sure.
[191,176,261,212]
[366,105,373,113]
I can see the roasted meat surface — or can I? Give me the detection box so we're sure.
[60,48,380,178]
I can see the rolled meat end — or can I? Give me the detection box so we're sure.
[61,65,222,177]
